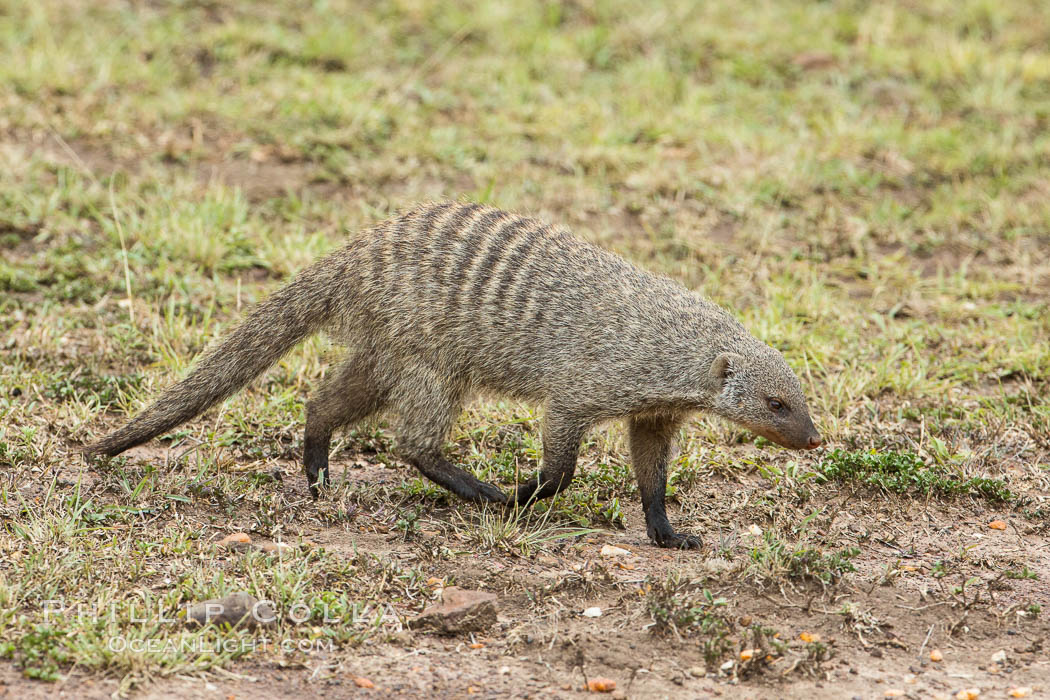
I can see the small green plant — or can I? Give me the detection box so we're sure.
[46,370,145,406]
[395,505,423,536]
[645,574,734,664]
[736,624,788,678]
[757,460,818,488]
[0,261,37,292]
[0,624,71,681]
[815,449,1013,502]
[748,532,859,586]
[0,435,35,469]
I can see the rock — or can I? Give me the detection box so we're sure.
[586,678,616,693]
[409,586,498,634]
[184,591,276,628]
[703,557,732,575]
[687,666,705,678]
[582,607,602,618]
[792,50,835,71]
[600,545,631,558]
[991,649,1007,663]
[258,542,294,554]
[217,532,252,552]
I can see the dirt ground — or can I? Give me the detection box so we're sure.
[3,449,1046,700]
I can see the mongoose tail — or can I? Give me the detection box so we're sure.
[83,258,342,458]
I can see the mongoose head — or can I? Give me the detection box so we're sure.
[708,346,822,450]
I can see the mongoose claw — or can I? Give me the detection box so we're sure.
[472,480,509,505]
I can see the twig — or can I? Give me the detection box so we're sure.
[894,601,951,612]
[947,610,969,637]
[108,176,136,323]
[759,594,836,615]
[917,623,934,664]
[347,22,474,134]
[48,127,99,185]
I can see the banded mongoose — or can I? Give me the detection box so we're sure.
[85,201,822,549]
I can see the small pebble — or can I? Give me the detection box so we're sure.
[600,545,631,558]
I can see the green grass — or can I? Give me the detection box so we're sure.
[815,448,1014,501]
[645,573,735,665]
[1,0,1049,693]
[0,477,422,688]
[747,531,860,587]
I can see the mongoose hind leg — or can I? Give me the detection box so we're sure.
[304,354,389,499]
[513,408,587,506]
[393,373,507,505]
[628,413,702,550]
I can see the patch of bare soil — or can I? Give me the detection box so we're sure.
[16,129,340,204]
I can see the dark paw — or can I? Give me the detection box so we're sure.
[650,529,703,550]
[461,478,508,505]
[306,467,329,500]
[476,480,509,505]
[511,482,539,508]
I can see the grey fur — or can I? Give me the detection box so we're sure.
[85,201,822,549]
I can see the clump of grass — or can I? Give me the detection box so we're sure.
[0,625,70,680]
[45,369,145,406]
[0,261,37,293]
[451,504,597,558]
[0,624,71,681]
[645,574,734,665]
[748,532,859,587]
[815,449,1013,502]
[534,490,626,529]
[0,480,424,689]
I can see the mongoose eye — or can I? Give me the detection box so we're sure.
[768,398,785,412]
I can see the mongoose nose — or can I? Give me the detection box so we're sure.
[807,435,822,449]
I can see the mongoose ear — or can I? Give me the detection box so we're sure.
[709,352,743,388]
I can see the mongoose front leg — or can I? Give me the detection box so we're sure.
[303,355,389,499]
[628,413,701,550]
[514,409,586,506]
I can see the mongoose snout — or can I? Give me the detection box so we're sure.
[85,201,823,550]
